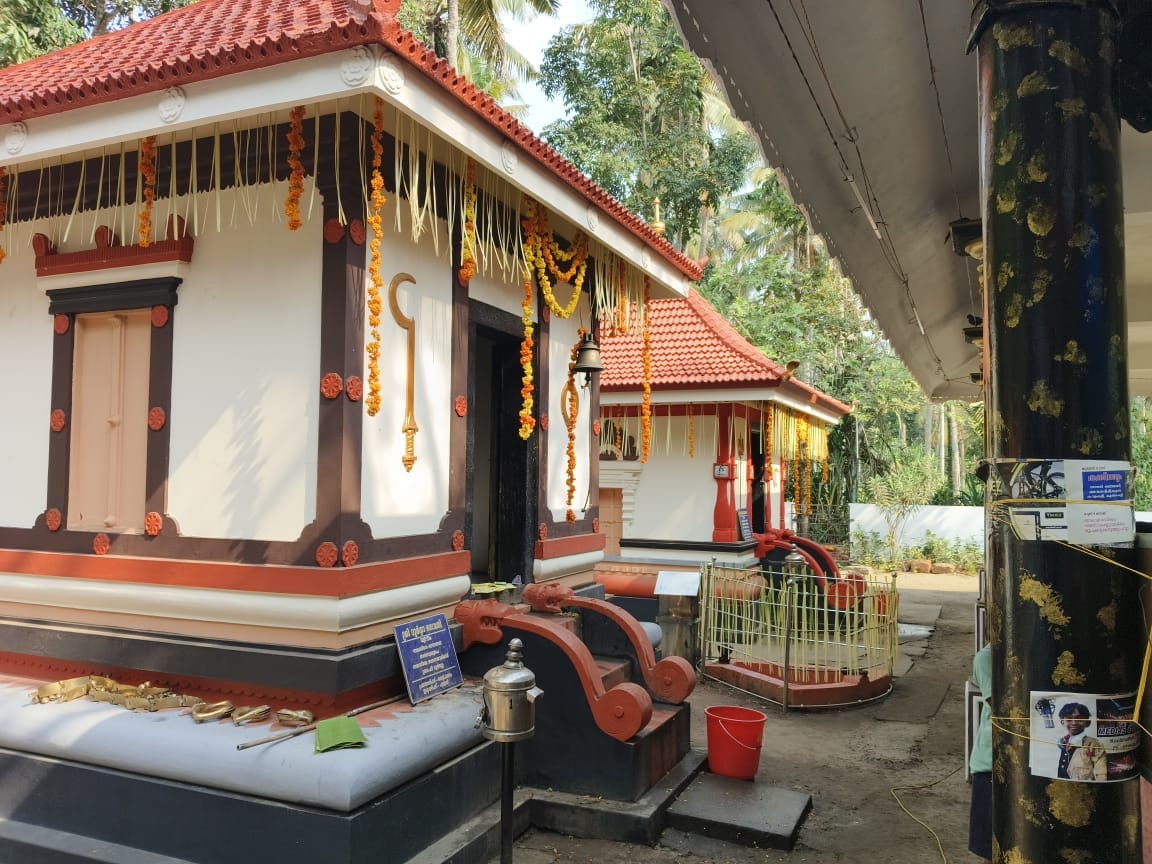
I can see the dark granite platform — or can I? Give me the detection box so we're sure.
[665,772,812,850]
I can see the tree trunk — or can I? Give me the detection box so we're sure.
[923,403,933,457]
[446,0,460,70]
[938,403,947,478]
[949,403,962,493]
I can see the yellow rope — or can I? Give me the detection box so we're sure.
[890,766,960,864]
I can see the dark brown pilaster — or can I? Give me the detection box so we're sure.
[311,114,369,560]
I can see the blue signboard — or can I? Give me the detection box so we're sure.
[737,508,754,541]
[395,613,463,704]
[1082,468,1126,501]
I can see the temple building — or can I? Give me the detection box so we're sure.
[0,1,703,860]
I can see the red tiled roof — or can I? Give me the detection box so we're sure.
[0,0,701,281]
[600,288,850,416]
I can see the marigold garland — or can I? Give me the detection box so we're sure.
[822,456,830,484]
[458,158,477,285]
[522,197,588,319]
[0,165,6,264]
[518,275,536,439]
[285,106,306,231]
[640,277,652,463]
[365,99,386,416]
[765,406,774,480]
[687,407,695,458]
[797,415,812,516]
[804,455,813,516]
[138,137,157,248]
[563,328,587,521]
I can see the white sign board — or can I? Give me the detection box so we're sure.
[654,570,701,596]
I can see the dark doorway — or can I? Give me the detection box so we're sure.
[470,324,535,583]
[751,425,766,534]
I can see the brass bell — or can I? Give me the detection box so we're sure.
[573,333,605,381]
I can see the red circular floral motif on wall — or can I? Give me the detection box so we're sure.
[93,533,110,555]
[320,373,344,399]
[345,376,363,402]
[593,518,600,533]
[323,218,346,244]
[592,420,601,436]
[316,542,339,568]
[53,314,70,335]
[45,509,62,532]
[348,219,367,246]
[540,414,549,431]
[150,306,170,328]
[342,541,359,567]
[452,530,465,551]
[50,409,66,433]
[542,307,550,324]
[538,523,548,541]
[144,512,163,537]
[148,407,166,431]
[454,396,468,417]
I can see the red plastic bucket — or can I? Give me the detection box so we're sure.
[705,705,767,779]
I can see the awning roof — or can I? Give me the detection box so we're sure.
[662,1,1152,399]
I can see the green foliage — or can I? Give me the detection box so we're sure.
[398,0,559,100]
[0,0,85,65]
[851,529,983,574]
[536,0,754,248]
[1131,397,1152,512]
[849,530,889,570]
[58,0,194,37]
[862,450,943,565]
[1,0,194,66]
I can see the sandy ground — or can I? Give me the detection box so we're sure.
[508,571,981,864]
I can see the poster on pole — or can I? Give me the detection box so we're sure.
[1002,460,1134,545]
[1028,691,1139,782]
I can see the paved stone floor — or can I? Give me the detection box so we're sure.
[499,572,979,863]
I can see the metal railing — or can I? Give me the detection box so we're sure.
[698,560,899,707]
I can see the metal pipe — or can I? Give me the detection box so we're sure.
[781,577,796,712]
[501,741,515,864]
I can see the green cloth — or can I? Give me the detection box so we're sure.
[970,643,993,774]
[314,716,367,753]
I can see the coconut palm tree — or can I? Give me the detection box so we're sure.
[401,0,559,102]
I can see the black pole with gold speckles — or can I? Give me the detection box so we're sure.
[972,1,1142,861]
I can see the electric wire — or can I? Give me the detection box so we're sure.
[765,0,947,378]
[914,0,980,316]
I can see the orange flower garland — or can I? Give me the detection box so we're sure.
[640,277,652,463]
[518,275,536,439]
[522,197,587,319]
[822,457,830,484]
[0,165,6,264]
[797,415,812,516]
[687,407,695,458]
[563,329,586,521]
[804,454,813,516]
[285,106,306,231]
[765,406,774,479]
[138,137,157,248]
[458,158,477,285]
[365,99,386,417]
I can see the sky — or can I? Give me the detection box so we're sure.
[501,0,593,134]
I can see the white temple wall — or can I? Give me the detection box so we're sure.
[167,187,321,540]
[0,236,51,528]
[361,199,453,537]
[626,417,715,542]
[546,299,592,521]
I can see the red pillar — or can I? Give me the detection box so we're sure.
[712,405,737,541]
